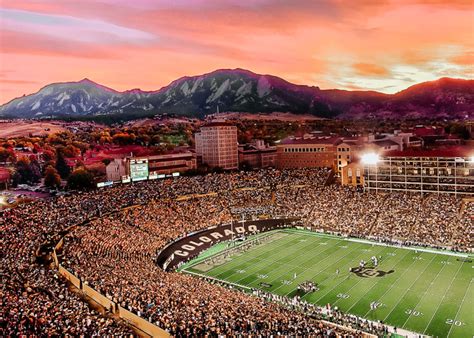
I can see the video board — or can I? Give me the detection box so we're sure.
[130,158,149,182]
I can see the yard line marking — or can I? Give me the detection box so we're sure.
[382,254,437,323]
[332,247,402,308]
[212,233,307,280]
[272,241,368,296]
[345,248,411,314]
[222,234,327,283]
[360,249,419,319]
[286,228,469,258]
[185,231,278,270]
[310,245,388,304]
[446,277,472,338]
[423,258,464,335]
[400,254,450,329]
[235,236,343,287]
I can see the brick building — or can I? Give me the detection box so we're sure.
[276,135,342,169]
[238,140,276,169]
[195,122,238,170]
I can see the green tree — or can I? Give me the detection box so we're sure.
[44,165,61,189]
[67,167,94,190]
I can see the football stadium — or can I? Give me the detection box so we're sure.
[3,168,473,337]
[181,229,472,338]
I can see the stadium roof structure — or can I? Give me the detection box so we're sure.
[383,146,473,158]
[371,139,400,148]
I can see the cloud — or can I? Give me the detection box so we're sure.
[0,79,40,85]
[0,29,118,59]
[0,0,473,101]
[1,8,157,44]
[353,63,391,77]
[450,51,474,67]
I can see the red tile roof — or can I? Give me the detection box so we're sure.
[384,146,473,158]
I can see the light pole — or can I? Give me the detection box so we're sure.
[361,153,380,194]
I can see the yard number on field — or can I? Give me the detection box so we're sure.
[405,309,423,316]
[446,319,466,326]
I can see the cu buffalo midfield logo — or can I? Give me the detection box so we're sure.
[351,266,394,278]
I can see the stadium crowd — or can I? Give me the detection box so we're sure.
[1,167,472,336]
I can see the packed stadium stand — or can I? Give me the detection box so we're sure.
[1,169,472,336]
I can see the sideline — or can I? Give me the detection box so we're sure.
[179,231,279,272]
[182,269,252,291]
[181,228,429,338]
[286,228,471,258]
[182,267,382,338]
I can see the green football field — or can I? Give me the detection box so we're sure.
[182,229,473,337]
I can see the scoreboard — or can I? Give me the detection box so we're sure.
[130,158,149,182]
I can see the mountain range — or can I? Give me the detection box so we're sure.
[1,68,473,120]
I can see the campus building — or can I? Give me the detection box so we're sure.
[276,135,341,169]
[105,152,196,182]
[238,140,277,169]
[105,158,128,182]
[194,122,238,170]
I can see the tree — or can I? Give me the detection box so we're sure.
[12,157,42,186]
[56,148,71,179]
[44,166,61,189]
[0,147,15,163]
[67,168,94,190]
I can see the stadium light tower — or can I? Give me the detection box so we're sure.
[361,153,380,165]
[361,152,380,193]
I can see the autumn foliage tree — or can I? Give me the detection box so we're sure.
[44,165,61,188]
[12,157,42,186]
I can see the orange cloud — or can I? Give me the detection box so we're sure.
[353,63,391,77]
[0,0,473,103]
[450,52,474,67]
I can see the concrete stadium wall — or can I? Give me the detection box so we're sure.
[52,249,59,268]
[83,284,115,312]
[58,265,81,289]
[119,306,169,338]
[56,264,170,337]
[47,206,171,338]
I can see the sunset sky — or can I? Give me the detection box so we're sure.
[1,0,473,104]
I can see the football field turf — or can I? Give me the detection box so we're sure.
[183,229,473,337]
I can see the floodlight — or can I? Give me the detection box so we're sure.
[361,153,380,165]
